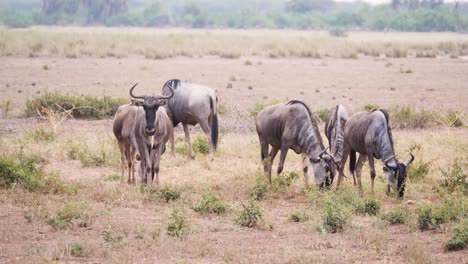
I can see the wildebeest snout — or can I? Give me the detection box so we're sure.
[145,127,156,135]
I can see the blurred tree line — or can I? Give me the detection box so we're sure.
[0,0,467,32]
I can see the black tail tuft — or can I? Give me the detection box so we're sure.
[349,149,356,173]
[210,97,218,150]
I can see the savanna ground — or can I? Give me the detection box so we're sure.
[0,28,467,263]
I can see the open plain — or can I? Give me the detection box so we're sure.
[0,28,467,263]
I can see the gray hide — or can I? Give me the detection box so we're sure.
[162,79,219,160]
[325,104,350,166]
[130,84,175,186]
[113,103,140,185]
[337,109,414,198]
[255,100,335,187]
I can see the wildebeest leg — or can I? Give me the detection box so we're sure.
[302,154,310,186]
[117,142,126,185]
[199,119,213,160]
[355,154,367,196]
[125,143,133,185]
[183,124,195,158]
[268,146,279,184]
[144,147,153,186]
[259,138,269,172]
[336,144,350,190]
[170,128,175,158]
[153,144,164,186]
[277,144,289,175]
[130,147,136,185]
[368,155,376,194]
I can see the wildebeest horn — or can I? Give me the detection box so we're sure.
[404,153,415,167]
[318,147,328,158]
[129,83,145,99]
[159,81,175,100]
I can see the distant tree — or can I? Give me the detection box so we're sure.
[285,0,334,13]
[183,2,201,16]
[391,0,401,10]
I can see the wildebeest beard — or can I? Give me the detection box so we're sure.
[395,162,407,199]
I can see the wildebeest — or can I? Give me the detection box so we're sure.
[161,79,218,160]
[336,109,414,198]
[324,104,350,169]
[128,83,175,186]
[113,103,140,185]
[255,100,336,187]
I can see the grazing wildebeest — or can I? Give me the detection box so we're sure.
[129,83,175,186]
[324,104,350,168]
[336,109,414,198]
[113,103,140,185]
[255,100,336,187]
[161,79,218,160]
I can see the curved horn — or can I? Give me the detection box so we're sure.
[159,81,175,100]
[404,153,415,167]
[318,147,329,158]
[129,83,145,99]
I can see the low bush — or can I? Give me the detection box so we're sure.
[446,225,468,251]
[248,99,279,117]
[167,208,191,239]
[440,158,467,195]
[271,171,299,193]
[316,108,330,122]
[320,196,352,233]
[0,153,66,194]
[193,193,228,215]
[390,106,434,129]
[192,134,209,154]
[380,206,411,225]
[46,202,87,230]
[102,225,129,248]
[354,198,381,216]
[25,92,127,119]
[363,104,380,111]
[249,180,268,201]
[27,127,55,143]
[235,199,264,228]
[289,211,310,222]
[158,185,181,203]
[329,27,347,37]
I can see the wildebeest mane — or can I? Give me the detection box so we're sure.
[287,100,324,147]
[372,108,394,149]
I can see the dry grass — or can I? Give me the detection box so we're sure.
[1,28,468,59]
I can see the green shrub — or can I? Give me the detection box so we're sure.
[192,134,209,154]
[167,208,191,239]
[440,158,467,195]
[363,104,380,111]
[46,202,85,230]
[329,27,347,37]
[446,225,468,251]
[271,171,299,193]
[360,198,381,216]
[380,206,410,225]
[69,240,86,257]
[249,180,268,201]
[0,153,66,194]
[77,142,117,167]
[25,92,127,119]
[416,205,434,231]
[316,108,330,122]
[102,225,129,248]
[289,211,310,222]
[158,185,181,203]
[319,196,352,233]
[193,193,228,215]
[408,160,431,181]
[391,106,434,129]
[27,127,55,142]
[248,99,279,117]
[235,199,264,228]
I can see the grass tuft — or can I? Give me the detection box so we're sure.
[193,193,228,215]
[167,208,191,239]
[235,199,264,228]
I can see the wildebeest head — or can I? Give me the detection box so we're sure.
[383,153,414,199]
[310,147,337,188]
[129,83,174,137]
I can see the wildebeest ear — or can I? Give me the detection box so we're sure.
[383,166,390,172]
[159,100,167,106]
[131,99,144,106]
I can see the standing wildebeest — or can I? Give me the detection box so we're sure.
[113,103,140,185]
[336,109,414,198]
[129,83,175,186]
[255,100,336,187]
[324,104,350,169]
[162,79,218,160]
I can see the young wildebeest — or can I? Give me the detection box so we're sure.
[129,83,175,186]
[256,100,336,187]
[113,102,140,185]
[336,109,414,198]
[324,104,350,171]
[161,79,218,160]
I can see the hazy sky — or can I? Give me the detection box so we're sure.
[337,0,460,3]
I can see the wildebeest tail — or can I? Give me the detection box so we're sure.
[210,96,218,150]
[163,79,180,91]
[349,149,356,173]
